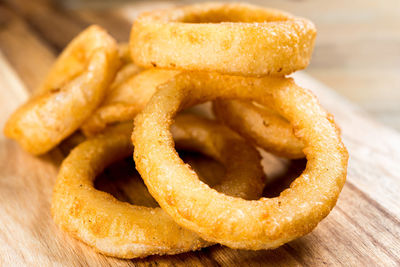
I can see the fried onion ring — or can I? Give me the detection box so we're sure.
[130,2,316,76]
[81,68,298,139]
[213,100,304,159]
[133,71,348,249]
[52,114,265,258]
[81,42,141,135]
[3,25,120,155]
[81,69,179,136]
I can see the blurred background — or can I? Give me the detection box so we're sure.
[1,0,399,131]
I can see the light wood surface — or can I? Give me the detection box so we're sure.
[0,0,399,266]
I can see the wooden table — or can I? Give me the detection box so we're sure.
[0,0,399,266]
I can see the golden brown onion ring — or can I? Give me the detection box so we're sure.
[133,71,348,250]
[52,114,265,258]
[81,69,179,136]
[213,100,304,159]
[130,2,316,76]
[80,42,141,136]
[3,25,120,155]
[81,68,298,139]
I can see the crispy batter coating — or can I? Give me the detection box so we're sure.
[213,100,304,159]
[133,71,348,250]
[81,68,299,140]
[52,114,265,258]
[81,69,178,136]
[116,42,134,65]
[130,2,316,76]
[3,25,120,155]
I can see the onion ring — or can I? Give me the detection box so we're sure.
[52,114,265,258]
[81,69,179,136]
[130,2,316,76]
[81,68,298,140]
[81,42,141,135]
[3,25,120,155]
[213,100,304,159]
[132,71,348,249]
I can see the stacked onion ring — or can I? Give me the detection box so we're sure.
[3,2,348,259]
[52,114,265,258]
[130,2,347,251]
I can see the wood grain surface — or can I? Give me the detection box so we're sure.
[0,0,399,266]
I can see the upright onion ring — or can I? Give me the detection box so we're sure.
[3,25,120,155]
[213,100,304,159]
[52,114,265,258]
[132,71,348,250]
[130,2,316,76]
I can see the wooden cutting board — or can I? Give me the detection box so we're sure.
[0,0,399,266]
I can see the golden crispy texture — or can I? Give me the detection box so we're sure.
[213,100,304,159]
[117,42,133,64]
[133,71,348,250]
[130,2,316,76]
[81,69,179,136]
[52,114,265,258]
[3,25,120,155]
[81,68,298,138]
[80,62,142,135]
